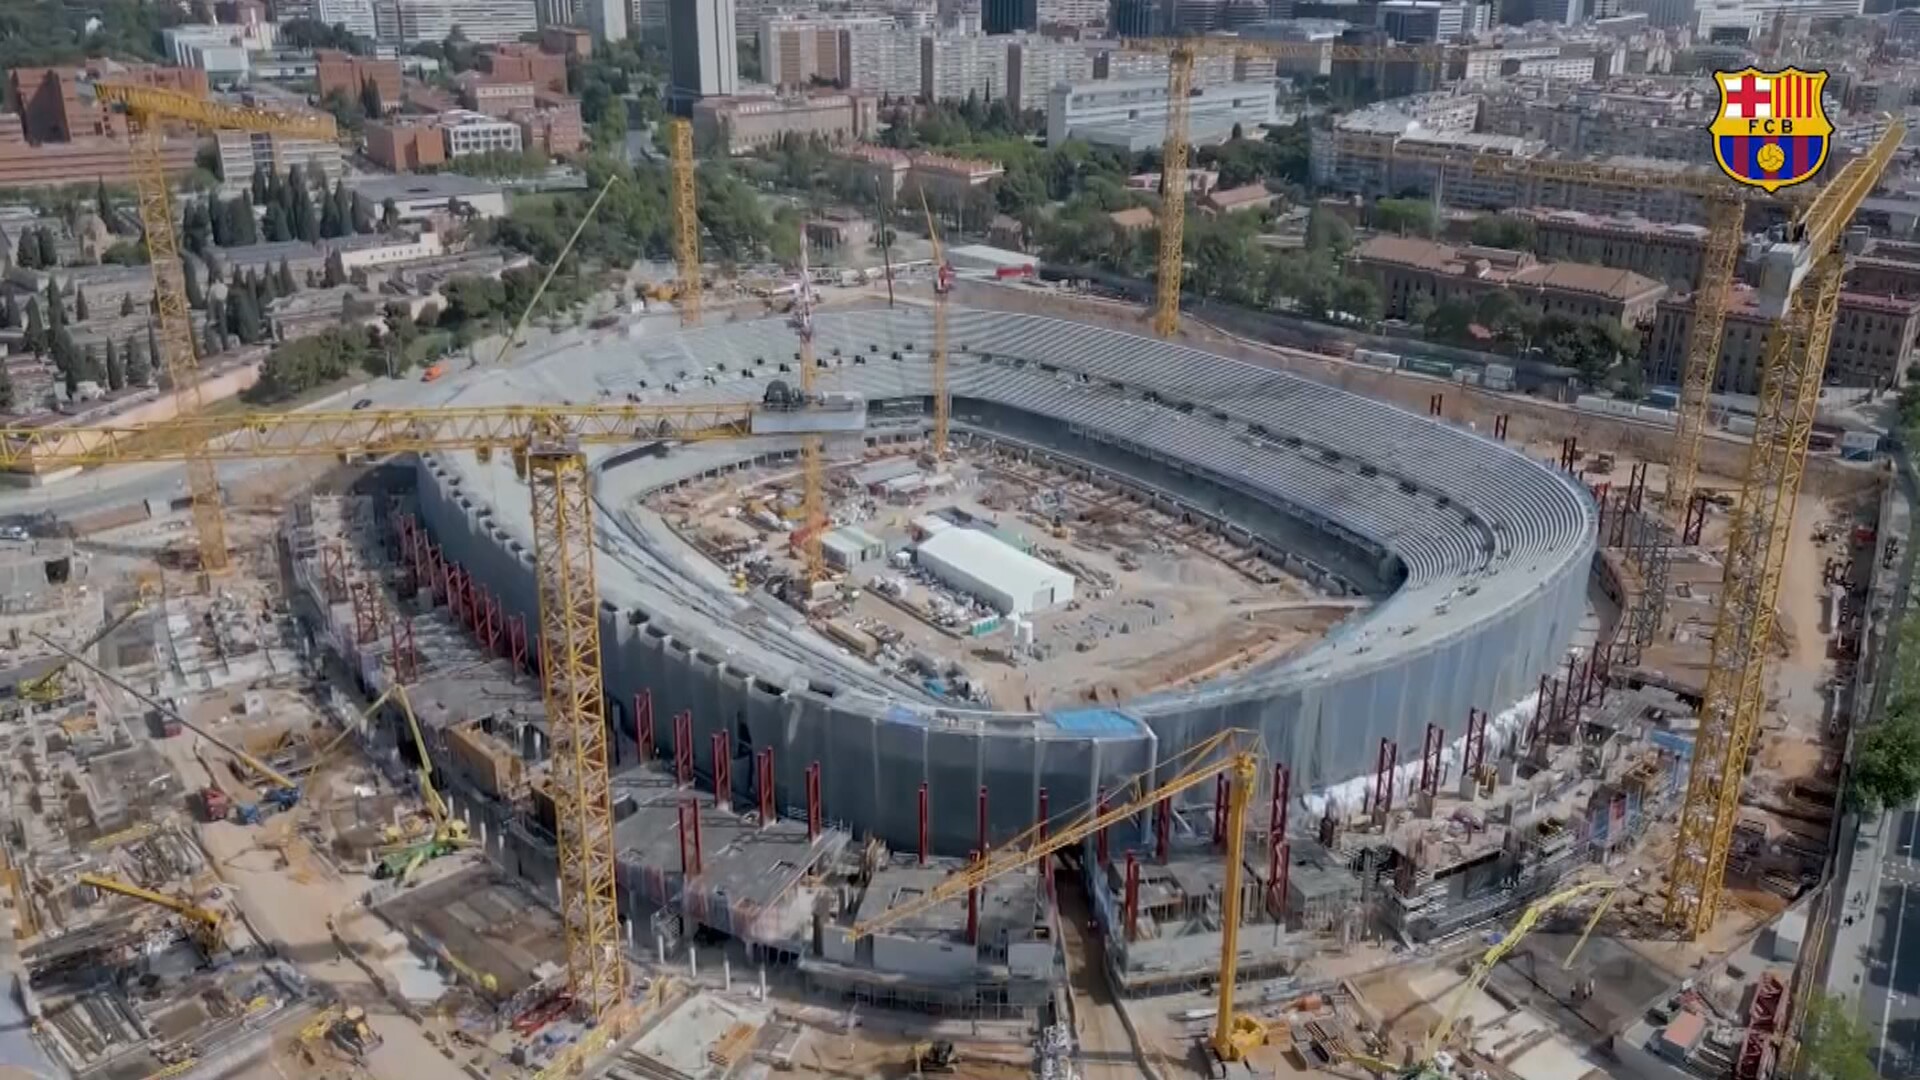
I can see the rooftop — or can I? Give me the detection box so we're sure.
[1355,235,1665,301]
[347,173,503,203]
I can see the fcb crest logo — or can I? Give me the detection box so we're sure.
[1710,67,1832,193]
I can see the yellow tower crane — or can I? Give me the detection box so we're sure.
[1666,123,1904,936]
[78,873,226,957]
[920,190,953,460]
[0,399,806,1019]
[1114,38,1459,339]
[848,730,1266,1063]
[670,118,701,327]
[92,84,336,574]
[793,225,828,581]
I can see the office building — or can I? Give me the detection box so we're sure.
[921,34,1007,101]
[583,0,629,40]
[691,92,873,154]
[632,0,670,37]
[1047,77,1275,150]
[1353,236,1668,329]
[0,133,197,189]
[1038,0,1110,25]
[1007,38,1097,110]
[366,119,449,171]
[1846,240,1920,298]
[393,0,539,43]
[984,0,1039,32]
[436,109,525,156]
[1692,0,1862,36]
[1647,285,1920,393]
[670,0,740,103]
[1378,0,1482,40]
[216,128,343,195]
[542,25,596,56]
[316,50,403,106]
[512,95,585,155]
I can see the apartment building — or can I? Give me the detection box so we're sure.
[1647,285,1920,393]
[314,0,379,38]
[762,15,888,87]
[1352,236,1668,329]
[479,44,568,92]
[921,34,1006,102]
[365,119,448,171]
[840,26,923,97]
[1047,77,1275,150]
[0,127,197,189]
[1512,208,1710,289]
[437,109,525,156]
[541,26,595,56]
[691,92,874,155]
[316,50,402,106]
[1847,240,1920,298]
[392,0,538,43]
[511,95,584,155]
[1006,38,1097,111]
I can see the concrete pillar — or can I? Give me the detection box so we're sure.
[627,921,635,948]
[689,946,698,979]
[656,934,666,964]
[724,958,732,992]
[480,821,489,847]
[759,965,767,1001]
[1457,768,1477,801]
[1414,790,1436,820]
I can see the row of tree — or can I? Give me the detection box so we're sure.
[182,165,396,256]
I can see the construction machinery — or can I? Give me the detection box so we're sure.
[671,117,701,327]
[2,400,857,1020]
[77,873,226,957]
[849,729,1267,1063]
[91,83,336,574]
[33,633,303,810]
[919,190,953,460]
[17,594,151,704]
[371,684,470,884]
[909,1039,959,1074]
[1666,122,1905,937]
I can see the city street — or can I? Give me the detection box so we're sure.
[1859,798,1920,1076]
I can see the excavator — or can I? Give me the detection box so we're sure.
[77,873,226,959]
[371,684,469,883]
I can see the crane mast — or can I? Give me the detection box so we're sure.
[1665,123,1903,936]
[671,118,701,327]
[794,227,827,581]
[848,730,1265,1062]
[96,84,335,574]
[1152,47,1196,339]
[920,191,952,458]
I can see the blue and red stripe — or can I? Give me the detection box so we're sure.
[1719,134,1824,182]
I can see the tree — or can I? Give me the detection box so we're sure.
[1470,214,1535,250]
[203,317,223,357]
[146,324,160,378]
[1423,299,1474,343]
[228,286,263,344]
[263,203,292,243]
[1372,197,1437,238]
[15,231,38,270]
[73,287,88,323]
[276,260,297,296]
[350,192,374,235]
[183,257,205,309]
[35,228,55,268]
[44,277,63,331]
[1853,708,1920,813]
[381,198,401,232]
[0,366,13,412]
[1333,277,1384,326]
[0,293,16,330]
[104,338,123,390]
[125,336,151,387]
[290,166,318,242]
[1305,207,1353,256]
[95,176,114,231]
[359,76,384,117]
[119,293,135,317]
[225,194,258,246]
[1797,991,1876,1080]
[1537,316,1640,388]
[322,251,347,288]
[23,300,45,356]
[320,185,346,238]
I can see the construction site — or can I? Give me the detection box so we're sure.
[0,93,1899,1080]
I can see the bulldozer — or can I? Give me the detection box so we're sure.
[908,1040,958,1075]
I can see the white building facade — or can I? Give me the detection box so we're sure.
[1046,77,1276,149]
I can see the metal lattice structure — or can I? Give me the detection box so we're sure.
[1666,124,1903,935]
[794,231,826,581]
[921,191,953,457]
[1666,195,1744,521]
[1151,47,1196,339]
[671,118,700,328]
[528,443,626,1017]
[98,84,334,572]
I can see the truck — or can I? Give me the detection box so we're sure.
[421,362,448,383]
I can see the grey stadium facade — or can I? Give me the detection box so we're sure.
[414,306,1595,855]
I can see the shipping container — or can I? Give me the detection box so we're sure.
[1482,363,1515,391]
[1354,348,1402,369]
[1402,356,1456,379]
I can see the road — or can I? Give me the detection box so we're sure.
[1853,797,1920,1075]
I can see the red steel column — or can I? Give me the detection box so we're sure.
[966,850,980,944]
[1373,738,1397,814]
[1155,797,1171,864]
[636,690,655,761]
[679,800,702,876]
[1213,775,1229,847]
[1268,764,1289,918]
[1123,852,1140,942]
[757,748,775,826]
[712,731,732,811]
[674,711,694,787]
